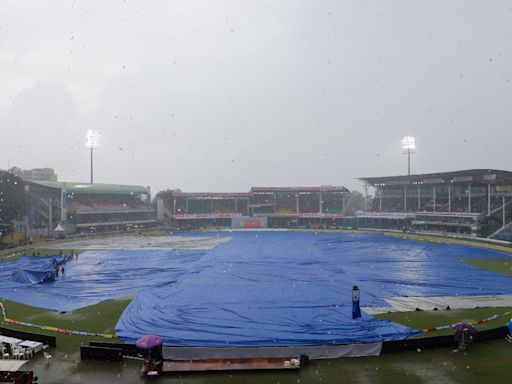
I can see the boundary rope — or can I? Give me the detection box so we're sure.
[421,310,512,332]
[0,302,114,338]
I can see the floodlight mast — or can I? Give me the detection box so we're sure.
[401,136,416,176]
[85,130,100,184]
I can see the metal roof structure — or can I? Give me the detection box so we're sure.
[28,180,149,195]
[251,186,349,193]
[359,169,512,187]
[171,186,349,197]
[173,192,251,198]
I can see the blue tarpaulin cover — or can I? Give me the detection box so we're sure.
[2,255,67,286]
[12,269,55,285]
[0,250,203,311]
[114,232,512,346]
[1,232,511,346]
[9,255,68,285]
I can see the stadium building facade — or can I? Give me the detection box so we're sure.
[9,166,58,182]
[359,169,512,240]
[157,186,349,229]
[26,181,156,235]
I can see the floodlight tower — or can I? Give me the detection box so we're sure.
[85,130,100,184]
[401,136,416,176]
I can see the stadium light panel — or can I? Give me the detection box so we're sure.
[401,136,416,152]
[85,129,100,149]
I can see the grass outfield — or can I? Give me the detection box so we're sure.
[0,297,131,354]
[2,298,512,383]
[463,258,512,276]
[377,307,512,336]
[2,298,510,351]
[2,296,510,341]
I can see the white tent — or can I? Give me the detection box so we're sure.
[53,223,65,232]
[0,359,27,371]
[53,223,66,238]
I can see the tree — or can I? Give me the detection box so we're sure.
[0,170,29,227]
[151,189,180,210]
[345,190,366,216]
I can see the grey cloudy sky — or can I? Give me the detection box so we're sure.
[1,0,511,194]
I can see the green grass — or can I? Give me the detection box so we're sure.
[2,299,509,383]
[3,296,508,354]
[2,299,512,383]
[377,307,512,337]
[463,258,512,276]
[377,256,512,338]
[0,297,131,355]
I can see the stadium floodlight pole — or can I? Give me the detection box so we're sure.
[85,130,100,184]
[401,136,416,176]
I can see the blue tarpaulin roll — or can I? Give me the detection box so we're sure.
[12,269,55,285]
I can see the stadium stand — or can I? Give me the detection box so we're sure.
[157,186,349,229]
[162,192,251,229]
[359,169,512,238]
[492,222,512,242]
[25,181,155,234]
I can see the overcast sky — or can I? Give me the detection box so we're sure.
[1,1,511,194]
